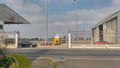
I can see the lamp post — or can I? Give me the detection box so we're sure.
[73,0,79,40]
[45,0,48,44]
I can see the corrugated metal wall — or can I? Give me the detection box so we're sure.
[103,17,117,43]
[93,17,117,44]
[117,13,120,43]
[93,27,99,42]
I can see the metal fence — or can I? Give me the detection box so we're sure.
[0,31,19,48]
[69,30,120,45]
[70,30,92,44]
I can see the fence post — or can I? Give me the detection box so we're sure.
[15,32,19,48]
[68,32,71,49]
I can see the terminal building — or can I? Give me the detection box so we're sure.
[0,4,29,31]
[92,10,120,44]
[0,4,30,48]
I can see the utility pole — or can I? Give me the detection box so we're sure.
[73,0,79,40]
[45,0,48,44]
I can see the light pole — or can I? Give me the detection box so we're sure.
[45,0,48,44]
[73,0,79,40]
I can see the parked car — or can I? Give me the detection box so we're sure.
[18,41,37,48]
[95,41,109,44]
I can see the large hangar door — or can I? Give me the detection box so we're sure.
[99,24,103,41]
[105,17,117,43]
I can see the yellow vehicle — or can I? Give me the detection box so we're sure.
[53,34,60,45]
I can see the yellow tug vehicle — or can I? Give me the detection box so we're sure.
[53,34,60,45]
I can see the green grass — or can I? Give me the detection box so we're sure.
[8,54,31,68]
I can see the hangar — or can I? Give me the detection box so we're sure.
[0,4,30,48]
[92,10,120,44]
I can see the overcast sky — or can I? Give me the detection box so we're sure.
[0,0,120,38]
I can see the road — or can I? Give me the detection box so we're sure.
[6,48,120,59]
[6,48,120,68]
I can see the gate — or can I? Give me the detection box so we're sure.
[68,30,92,48]
[0,31,19,48]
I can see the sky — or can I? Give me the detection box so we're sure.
[0,0,120,38]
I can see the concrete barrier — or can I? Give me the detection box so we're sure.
[71,44,120,49]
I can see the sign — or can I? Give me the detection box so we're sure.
[8,16,15,22]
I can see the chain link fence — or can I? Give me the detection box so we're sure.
[0,31,19,48]
[70,30,92,44]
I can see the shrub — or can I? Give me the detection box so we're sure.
[8,54,31,68]
[0,56,16,68]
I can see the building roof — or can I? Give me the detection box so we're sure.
[92,10,120,29]
[0,4,30,24]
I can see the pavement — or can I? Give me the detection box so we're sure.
[4,43,120,68]
[6,48,120,68]
[37,44,68,49]
[2,42,120,49]
[71,44,120,49]
[57,58,120,68]
[34,44,120,50]
[32,57,120,68]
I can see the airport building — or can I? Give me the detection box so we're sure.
[0,4,29,48]
[0,4,29,31]
[92,10,120,44]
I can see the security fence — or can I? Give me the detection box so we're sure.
[69,30,120,44]
[68,30,120,49]
[70,30,92,44]
[0,31,19,48]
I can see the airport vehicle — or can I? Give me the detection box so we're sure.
[18,41,37,48]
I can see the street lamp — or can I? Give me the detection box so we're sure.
[73,0,79,40]
[45,0,48,44]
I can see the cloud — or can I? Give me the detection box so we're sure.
[41,0,73,3]
[64,0,120,25]
[5,0,43,22]
[4,0,23,11]
[61,0,74,3]
[5,0,96,26]
[5,0,23,6]
[3,0,120,38]
[23,4,42,14]
[112,0,120,5]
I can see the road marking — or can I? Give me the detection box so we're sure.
[65,57,120,61]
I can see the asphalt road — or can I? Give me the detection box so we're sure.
[6,48,120,59]
[6,48,120,68]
